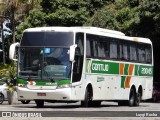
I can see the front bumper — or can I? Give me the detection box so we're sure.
[17,87,72,101]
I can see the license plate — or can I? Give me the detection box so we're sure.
[37,93,46,96]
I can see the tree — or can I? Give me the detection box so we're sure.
[85,0,140,35]
[133,0,160,39]
[16,0,112,39]
[1,0,42,43]
[3,0,27,43]
[16,9,46,41]
[40,0,111,26]
[41,0,90,26]
[85,3,117,29]
[135,0,160,82]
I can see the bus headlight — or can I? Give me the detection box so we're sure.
[18,83,27,88]
[57,84,71,89]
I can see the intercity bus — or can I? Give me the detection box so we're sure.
[9,27,153,107]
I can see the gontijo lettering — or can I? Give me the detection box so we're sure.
[92,63,109,71]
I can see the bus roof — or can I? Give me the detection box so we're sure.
[24,26,152,44]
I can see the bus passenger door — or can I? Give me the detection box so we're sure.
[71,33,84,100]
[72,51,83,82]
[72,33,84,83]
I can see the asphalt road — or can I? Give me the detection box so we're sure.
[0,101,160,120]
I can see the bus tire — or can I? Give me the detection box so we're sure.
[134,89,142,106]
[118,101,128,106]
[0,93,4,104]
[91,101,101,107]
[81,88,92,107]
[128,87,136,107]
[21,100,30,104]
[35,100,44,108]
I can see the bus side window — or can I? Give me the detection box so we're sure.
[93,40,98,58]
[110,40,118,60]
[86,39,91,57]
[130,44,137,62]
[86,34,97,58]
[104,38,109,59]
[97,41,105,58]
[76,34,84,55]
[97,36,108,59]
[138,44,146,63]
[145,45,152,64]
[119,42,129,61]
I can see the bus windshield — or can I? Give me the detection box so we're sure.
[19,47,71,81]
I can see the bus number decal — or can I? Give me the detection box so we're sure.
[135,65,153,76]
[141,68,152,75]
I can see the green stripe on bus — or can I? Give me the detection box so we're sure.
[57,80,71,85]
[17,79,28,85]
[124,64,129,75]
[121,76,126,88]
[86,59,153,77]
[134,65,139,76]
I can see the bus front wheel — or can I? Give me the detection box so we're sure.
[81,88,92,107]
[21,100,30,104]
[35,100,44,108]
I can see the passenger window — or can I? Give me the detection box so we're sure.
[86,39,91,57]
[110,40,118,59]
[93,40,98,57]
[86,34,98,58]
[130,45,137,61]
[145,46,152,64]
[97,41,105,58]
[76,33,84,55]
[120,43,128,60]
[138,45,145,63]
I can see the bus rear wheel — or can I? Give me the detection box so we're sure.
[134,91,142,106]
[35,100,44,108]
[128,88,136,107]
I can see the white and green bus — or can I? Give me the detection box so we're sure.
[9,27,153,107]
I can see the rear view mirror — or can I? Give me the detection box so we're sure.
[69,44,77,61]
[9,42,20,61]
